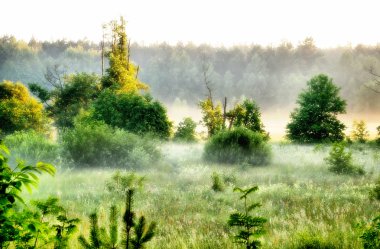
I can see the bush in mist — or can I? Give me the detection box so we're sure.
[91,89,172,139]
[286,74,346,143]
[61,120,160,168]
[173,117,197,142]
[325,143,364,175]
[3,130,59,164]
[203,127,271,165]
[0,80,48,134]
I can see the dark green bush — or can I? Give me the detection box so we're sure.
[203,127,271,165]
[285,231,338,249]
[361,215,380,249]
[91,90,172,139]
[61,121,160,168]
[325,143,365,175]
[4,130,59,165]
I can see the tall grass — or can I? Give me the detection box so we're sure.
[25,143,380,248]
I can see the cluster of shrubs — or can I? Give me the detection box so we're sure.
[3,122,160,169]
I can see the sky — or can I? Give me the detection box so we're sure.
[2,0,380,47]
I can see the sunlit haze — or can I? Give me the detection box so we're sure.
[2,0,380,47]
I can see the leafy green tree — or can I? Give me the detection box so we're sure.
[228,186,267,249]
[91,90,172,139]
[102,17,148,93]
[227,99,267,136]
[286,74,346,143]
[0,80,47,134]
[350,120,369,143]
[173,117,197,142]
[29,72,101,128]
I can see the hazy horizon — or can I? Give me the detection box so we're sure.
[3,0,380,48]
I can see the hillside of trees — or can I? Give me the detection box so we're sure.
[1,36,380,112]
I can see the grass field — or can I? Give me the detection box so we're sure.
[25,142,380,248]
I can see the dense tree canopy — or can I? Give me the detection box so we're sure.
[29,72,101,128]
[0,80,47,134]
[286,74,346,143]
[91,90,172,139]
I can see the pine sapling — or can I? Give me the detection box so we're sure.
[100,205,119,249]
[130,216,156,249]
[228,186,267,249]
[78,213,102,249]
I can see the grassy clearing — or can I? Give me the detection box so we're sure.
[25,143,380,248]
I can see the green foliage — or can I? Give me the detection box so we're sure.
[130,216,156,249]
[78,213,102,249]
[32,197,79,249]
[228,186,267,249]
[0,143,57,248]
[199,98,224,137]
[351,120,369,143]
[211,172,224,192]
[173,117,197,142]
[4,130,59,165]
[61,120,160,168]
[91,90,172,139]
[101,206,119,249]
[30,72,101,128]
[286,74,346,143]
[227,99,267,136]
[361,215,380,249]
[102,17,148,93]
[204,127,271,166]
[325,143,365,175]
[78,207,120,249]
[0,80,48,134]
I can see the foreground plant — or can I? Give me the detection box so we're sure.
[228,186,267,249]
[79,189,156,249]
[0,142,56,248]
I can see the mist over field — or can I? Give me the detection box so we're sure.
[2,1,380,247]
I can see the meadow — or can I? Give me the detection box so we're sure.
[23,142,380,249]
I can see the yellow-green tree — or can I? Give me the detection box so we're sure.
[0,80,47,134]
[102,17,148,93]
[199,98,223,137]
[351,120,369,143]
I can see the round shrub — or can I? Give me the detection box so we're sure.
[3,130,59,164]
[203,127,271,165]
[61,121,160,168]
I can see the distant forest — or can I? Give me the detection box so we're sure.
[1,36,380,112]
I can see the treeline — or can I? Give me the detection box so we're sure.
[1,36,380,111]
